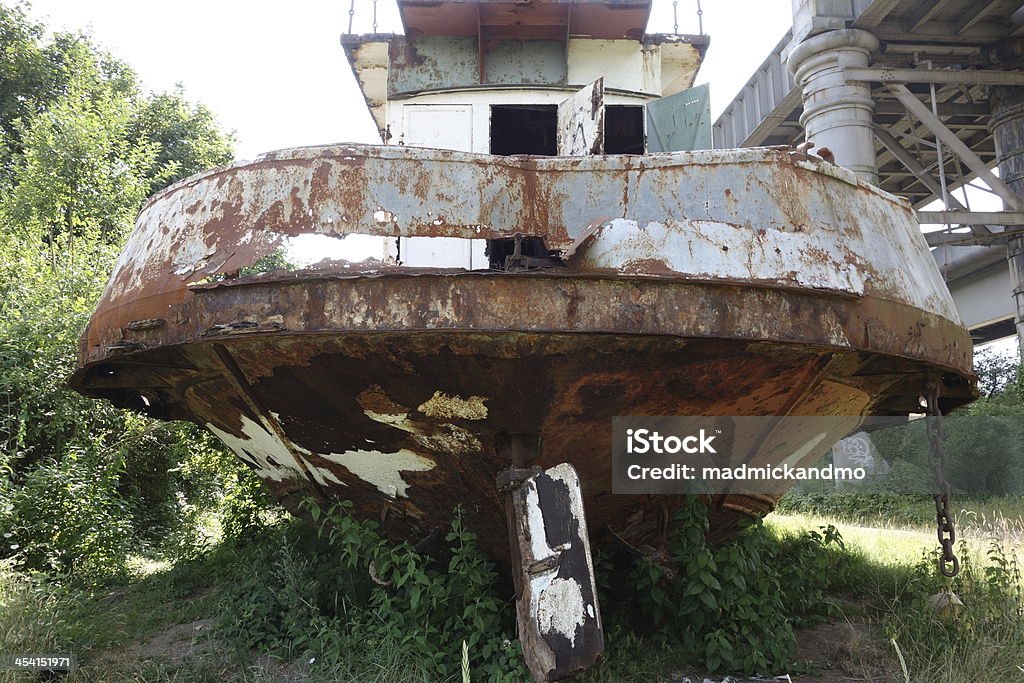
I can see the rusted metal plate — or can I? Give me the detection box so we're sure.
[388,37,480,96]
[484,39,567,85]
[72,323,974,563]
[557,78,604,156]
[78,144,970,368]
[504,464,603,681]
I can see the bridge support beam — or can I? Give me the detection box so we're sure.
[991,86,1024,355]
[788,29,880,184]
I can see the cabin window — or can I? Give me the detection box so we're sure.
[490,105,557,156]
[605,105,645,154]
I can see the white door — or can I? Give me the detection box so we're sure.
[399,105,485,268]
[402,104,473,151]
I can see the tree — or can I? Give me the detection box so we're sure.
[0,2,246,581]
[130,86,235,193]
[973,346,1019,400]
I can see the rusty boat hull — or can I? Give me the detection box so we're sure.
[71,144,976,560]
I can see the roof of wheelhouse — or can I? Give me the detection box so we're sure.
[398,0,653,40]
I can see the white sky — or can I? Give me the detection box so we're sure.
[24,0,794,159]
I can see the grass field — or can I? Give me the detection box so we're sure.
[2,498,1022,682]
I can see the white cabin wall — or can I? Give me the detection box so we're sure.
[402,104,474,150]
[567,40,661,95]
[386,88,652,154]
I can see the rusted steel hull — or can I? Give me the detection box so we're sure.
[70,144,976,562]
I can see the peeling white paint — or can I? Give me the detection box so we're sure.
[319,448,434,498]
[364,409,421,434]
[207,414,351,489]
[537,578,587,646]
[576,218,870,295]
[524,483,558,563]
[418,391,488,420]
[411,424,483,456]
[308,465,346,487]
[170,234,216,276]
[363,406,481,454]
[546,464,586,532]
[206,414,307,482]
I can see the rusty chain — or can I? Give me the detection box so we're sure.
[924,380,960,578]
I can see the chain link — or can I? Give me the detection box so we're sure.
[924,380,960,578]
[348,0,356,34]
[696,0,704,36]
[672,0,679,34]
[373,0,378,33]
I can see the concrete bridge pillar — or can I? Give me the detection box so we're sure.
[788,29,880,184]
[991,86,1024,354]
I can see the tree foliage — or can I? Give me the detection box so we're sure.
[0,1,246,582]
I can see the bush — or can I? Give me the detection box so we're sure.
[216,503,527,681]
[0,5,236,584]
[598,497,843,676]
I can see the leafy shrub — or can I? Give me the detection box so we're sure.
[1,445,133,580]
[217,502,526,681]
[600,497,842,676]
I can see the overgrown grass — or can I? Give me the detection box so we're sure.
[2,502,1022,682]
[767,513,1024,683]
[777,491,1024,533]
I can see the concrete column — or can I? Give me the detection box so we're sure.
[788,29,880,184]
[990,86,1024,355]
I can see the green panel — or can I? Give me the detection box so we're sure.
[645,83,712,152]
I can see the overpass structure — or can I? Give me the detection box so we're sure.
[713,0,1024,347]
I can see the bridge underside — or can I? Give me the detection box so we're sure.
[713,0,1024,347]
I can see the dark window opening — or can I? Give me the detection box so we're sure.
[605,105,645,154]
[490,105,557,156]
[485,235,565,270]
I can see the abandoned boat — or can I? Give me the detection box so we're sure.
[71,1,976,678]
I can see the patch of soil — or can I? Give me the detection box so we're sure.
[126,617,216,665]
[670,619,901,683]
[791,620,900,682]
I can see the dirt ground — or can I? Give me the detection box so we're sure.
[669,620,901,683]
[99,616,900,682]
